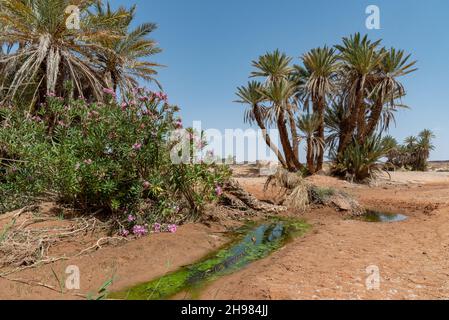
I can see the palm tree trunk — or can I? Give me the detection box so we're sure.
[306,137,315,173]
[277,109,303,172]
[364,97,383,140]
[356,103,367,143]
[287,106,300,162]
[253,105,287,167]
[338,76,366,155]
[315,97,325,172]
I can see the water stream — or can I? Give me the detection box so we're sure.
[109,218,309,300]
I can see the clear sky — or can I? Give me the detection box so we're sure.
[113,0,449,160]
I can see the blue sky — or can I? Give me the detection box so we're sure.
[114,0,449,160]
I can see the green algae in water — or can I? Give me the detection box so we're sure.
[363,210,408,223]
[109,219,309,300]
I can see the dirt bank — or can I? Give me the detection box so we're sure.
[0,220,231,299]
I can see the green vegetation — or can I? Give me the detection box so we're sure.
[0,92,230,225]
[109,219,310,300]
[236,33,419,181]
[0,1,230,230]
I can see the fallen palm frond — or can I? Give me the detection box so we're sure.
[284,183,309,213]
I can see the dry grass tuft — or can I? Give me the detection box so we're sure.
[285,183,309,213]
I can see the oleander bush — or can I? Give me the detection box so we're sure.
[0,89,230,226]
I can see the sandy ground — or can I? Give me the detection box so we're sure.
[1,169,449,300]
[198,172,449,300]
[0,217,231,299]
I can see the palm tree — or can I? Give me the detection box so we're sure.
[415,129,435,171]
[91,1,162,95]
[0,0,129,108]
[260,77,302,171]
[298,46,339,171]
[251,49,293,83]
[335,33,384,152]
[364,48,417,140]
[404,136,418,149]
[298,113,323,174]
[235,81,286,167]
[250,50,303,172]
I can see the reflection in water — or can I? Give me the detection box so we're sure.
[363,210,408,223]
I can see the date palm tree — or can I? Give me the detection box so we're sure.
[298,46,339,171]
[251,49,293,83]
[0,0,128,108]
[364,48,417,140]
[91,1,162,95]
[415,129,435,170]
[250,50,303,172]
[235,81,286,167]
[335,33,384,152]
[260,77,303,171]
[298,113,324,174]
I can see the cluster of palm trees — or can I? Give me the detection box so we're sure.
[0,0,161,110]
[384,129,436,172]
[236,33,417,177]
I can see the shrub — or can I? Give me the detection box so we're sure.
[331,136,392,182]
[0,89,230,225]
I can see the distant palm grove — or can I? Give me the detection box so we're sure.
[236,34,434,180]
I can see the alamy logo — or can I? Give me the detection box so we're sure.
[365,5,381,30]
[65,265,80,290]
[365,265,381,290]
[65,5,80,30]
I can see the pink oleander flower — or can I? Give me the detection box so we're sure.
[84,159,93,165]
[153,223,162,233]
[196,141,205,149]
[175,119,183,129]
[215,185,223,197]
[127,214,136,222]
[121,102,128,111]
[132,225,148,237]
[132,143,142,151]
[46,91,56,97]
[168,224,177,233]
[119,229,130,237]
[103,88,116,97]
[143,181,150,190]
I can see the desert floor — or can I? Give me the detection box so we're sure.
[1,167,449,300]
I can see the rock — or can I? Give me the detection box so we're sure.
[330,195,353,211]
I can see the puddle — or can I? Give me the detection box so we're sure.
[362,210,408,223]
[109,219,309,300]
